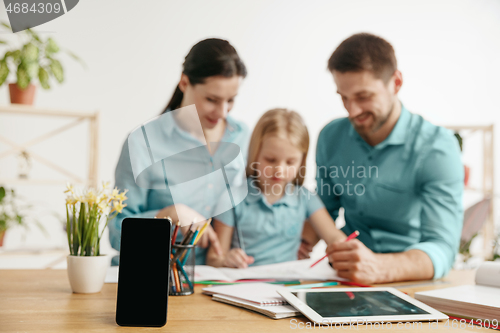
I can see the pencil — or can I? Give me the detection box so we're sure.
[233,208,245,252]
[171,220,180,246]
[309,230,360,268]
[176,258,194,290]
[180,226,200,265]
[177,266,184,292]
[193,219,211,245]
[172,222,196,261]
[181,222,195,245]
[338,280,373,288]
[170,269,176,293]
[287,281,339,289]
[172,262,181,292]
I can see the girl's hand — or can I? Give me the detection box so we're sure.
[223,248,254,268]
[298,239,313,260]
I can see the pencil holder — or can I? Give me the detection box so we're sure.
[170,243,195,296]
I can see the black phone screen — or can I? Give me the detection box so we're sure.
[115,217,171,327]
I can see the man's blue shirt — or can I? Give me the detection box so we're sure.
[316,104,464,278]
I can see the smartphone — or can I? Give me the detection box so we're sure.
[116,217,172,327]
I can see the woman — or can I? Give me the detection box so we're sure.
[109,38,249,265]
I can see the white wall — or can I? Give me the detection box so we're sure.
[0,0,499,251]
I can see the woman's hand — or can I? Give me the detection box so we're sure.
[195,224,222,256]
[223,248,254,268]
[156,203,205,226]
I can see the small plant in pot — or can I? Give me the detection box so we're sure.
[65,182,127,293]
[0,186,46,247]
[0,21,84,105]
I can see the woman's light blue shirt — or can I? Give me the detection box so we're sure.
[109,111,249,265]
[216,178,324,266]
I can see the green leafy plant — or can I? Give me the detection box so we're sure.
[0,21,84,90]
[65,183,127,256]
[0,186,45,237]
[493,233,500,261]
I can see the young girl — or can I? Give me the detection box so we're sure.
[207,109,346,268]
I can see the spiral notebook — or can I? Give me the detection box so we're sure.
[202,282,287,306]
[212,294,300,319]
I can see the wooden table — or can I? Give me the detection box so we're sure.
[0,269,491,332]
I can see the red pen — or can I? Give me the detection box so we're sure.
[309,230,360,268]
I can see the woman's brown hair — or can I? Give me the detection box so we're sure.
[162,38,247,113]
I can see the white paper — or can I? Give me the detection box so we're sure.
[195,259,343,282]
[105,259,344,284]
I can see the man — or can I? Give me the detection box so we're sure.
[302,33,463,284]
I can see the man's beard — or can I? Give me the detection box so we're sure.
[351,100,395,134]
[370,100,394,133]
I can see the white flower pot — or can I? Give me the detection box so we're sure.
[67,255,111,293]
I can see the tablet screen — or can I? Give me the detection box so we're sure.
[291,291,429,318]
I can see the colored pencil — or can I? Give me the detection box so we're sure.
[193,219,211,245]
[337,280,373,288]
[287,281,338,289]
[181,222,195,245]
[172,223,196,261]
[176,258,194,290]
[177,266,184,292]
[172,262,181,292]
[170,269,176,293]
[180,226,200,265]
[171,220,180,246]
[310,230,360,268]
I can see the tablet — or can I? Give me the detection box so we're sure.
[278,287,448,326]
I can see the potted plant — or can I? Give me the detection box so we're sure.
[65,182,127,293]
[0,186,46,247]
[0,21,83,105]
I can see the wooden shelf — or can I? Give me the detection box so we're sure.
[444,124,495,259]
[0,104,98,118]
[0,105,99,188]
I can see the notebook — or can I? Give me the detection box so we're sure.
[202,282,286,305]
[194,258,343,282]
[415,262,500,321]
[105,258,344,284]
[212,294,300,319]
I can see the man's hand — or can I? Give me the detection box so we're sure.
[326,240,435,284]
[298,239,313,260]
[326,239,385,284]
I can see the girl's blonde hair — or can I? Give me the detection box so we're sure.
[246,108,309,186]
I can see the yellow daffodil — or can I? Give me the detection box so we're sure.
[111,187,120,199]
[98,200,111,215]
[64,181,128,256]
[85,189,98,205]
[64,183,74,194]
[111,200,127,214]
[115,189,128,202]
[65,196,78,205]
